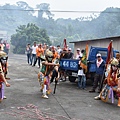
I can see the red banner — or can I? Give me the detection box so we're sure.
[106,41,113,64]
[63,38,67,49]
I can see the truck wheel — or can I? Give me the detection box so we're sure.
[69,76,76,82]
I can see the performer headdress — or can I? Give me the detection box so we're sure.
[45,50,53,62]
[116,53,120,59]
[110,57,119,66]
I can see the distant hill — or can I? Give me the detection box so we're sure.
[0,2,120,46]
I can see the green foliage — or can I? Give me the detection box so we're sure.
[0,2,120,51]
[11,23,51,54]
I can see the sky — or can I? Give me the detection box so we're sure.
[0,0,120,19]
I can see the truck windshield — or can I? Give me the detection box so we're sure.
[97,51,107,57]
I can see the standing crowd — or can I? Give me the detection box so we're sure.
[26,41,120,107]
[26,41,89,99]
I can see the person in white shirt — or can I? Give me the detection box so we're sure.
[31,42,38,66]
[57,45,62,55]
[76,48,82,59]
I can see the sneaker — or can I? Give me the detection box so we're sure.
[37,65,40,68]
[42,95,48,99]
[3,96,7,99]
[62,80,66,82]
[59,77,63,81]
[94,96,101,100]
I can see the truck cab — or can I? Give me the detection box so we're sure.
[59,46,119,83]
[88,46,119,73]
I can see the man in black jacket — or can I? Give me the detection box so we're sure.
[67,48,74,59]
[89,53,106,93]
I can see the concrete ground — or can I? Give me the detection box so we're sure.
[0,54,120,120]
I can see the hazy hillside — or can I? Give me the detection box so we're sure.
[0,2,120,46]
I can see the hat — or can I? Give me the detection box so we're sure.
[96,53,101,57]
[46,50,53,57]
[111,58,119,66]
[77,48,80,51]
[116,53,120,58]
[68,48,71,51]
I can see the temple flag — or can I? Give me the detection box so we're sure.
[63,38,67,49]
[106,40,113,64]
[80,43,89,73]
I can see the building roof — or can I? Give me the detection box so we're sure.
[70,36,120,43]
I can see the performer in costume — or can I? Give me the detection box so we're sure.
[0,51,10,102]
[0,56,9,80]
[115,53,120,106]
[0,46,10,80]
[117,78,120,106]
[97,57,120,107]
[38,50,59,99]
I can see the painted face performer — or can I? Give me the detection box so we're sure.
[0,51,10,102]
[0,56,9,79]
[115,53,120,106]
[38,50,59,99]
[99,58,120,106]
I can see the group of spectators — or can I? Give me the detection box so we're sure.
[27,41,114,92]
[26,41,87,89]
[26,41,78,67]
[0,40,10,54]
[26,41,120,100]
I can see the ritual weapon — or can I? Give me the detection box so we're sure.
[53,78,58,94]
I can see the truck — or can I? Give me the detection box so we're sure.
[59,46,119,83]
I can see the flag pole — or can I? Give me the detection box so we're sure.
[100,40,113,91]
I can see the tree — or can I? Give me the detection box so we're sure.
[11,23,51,54]
[36,3,54,19]
[16,1,35,15]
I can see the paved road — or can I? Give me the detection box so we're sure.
[0,54,120,120]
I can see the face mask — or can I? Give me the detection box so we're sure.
[47,56,53,62]
[112,66,117,71]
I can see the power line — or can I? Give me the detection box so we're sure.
[0,8,120,13]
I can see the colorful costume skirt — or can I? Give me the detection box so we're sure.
[0,83,4,99]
